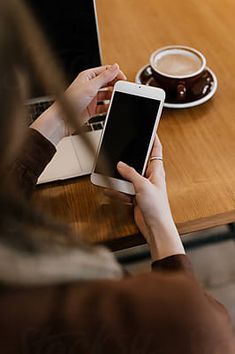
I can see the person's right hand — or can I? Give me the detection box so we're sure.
[117,136,185,261]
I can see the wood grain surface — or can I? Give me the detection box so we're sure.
[33,0,235,249]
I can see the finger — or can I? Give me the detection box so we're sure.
[105,65,126,83]
[117,161,144,190]
[97,89,112,102]
[92,64,126,90]
[90,65,120,75]
[101,67,126,83]
[145,135,164,179]
[81,65,115,79]
[146,159,165,183]
[106,70,127,87]
[96,103,109,114]
[150,135,163,158]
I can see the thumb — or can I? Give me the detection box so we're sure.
[93,64,120,89]
[117,162,144,189]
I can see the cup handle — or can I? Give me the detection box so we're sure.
[176,82,186,100]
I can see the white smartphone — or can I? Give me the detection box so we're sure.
[91,81,165,195]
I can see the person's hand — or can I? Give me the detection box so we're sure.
[117,136,171,237]
[66,64,126,124]
[117,136,185,261]
[31,64,126,145]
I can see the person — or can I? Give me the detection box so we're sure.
[0,0,234,353]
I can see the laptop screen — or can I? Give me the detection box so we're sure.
[24,0,102,98]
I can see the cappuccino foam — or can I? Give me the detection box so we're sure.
[154,51,202,77]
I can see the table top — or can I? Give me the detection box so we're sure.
[33,0,235,250]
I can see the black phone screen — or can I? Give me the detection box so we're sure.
[94,91,161,180]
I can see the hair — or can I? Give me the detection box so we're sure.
[0,0,84,247]
[0,0,123,281]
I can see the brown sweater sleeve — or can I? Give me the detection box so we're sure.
[152,254,232,320]
[10,128,56,196]
[152,254,193,274]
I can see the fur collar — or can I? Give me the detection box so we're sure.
[0,242,123,286]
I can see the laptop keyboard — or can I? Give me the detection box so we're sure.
[84,114,106,131]
[26,100,54,125]
[26,100,106,131]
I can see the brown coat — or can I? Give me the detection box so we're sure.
[1,129,234,354]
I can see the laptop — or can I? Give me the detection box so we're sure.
[24,0,105,184]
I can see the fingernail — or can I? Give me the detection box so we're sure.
[117,161,126,168]
[109,63,118,72]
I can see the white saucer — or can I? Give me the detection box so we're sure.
[135,65,218,109]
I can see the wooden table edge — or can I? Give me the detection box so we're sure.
[101,210,235,251]
[176,210,235,235]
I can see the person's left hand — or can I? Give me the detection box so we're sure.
[66,63,126,125]
[31,64,126,145]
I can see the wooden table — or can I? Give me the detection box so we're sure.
[34,0,235,250]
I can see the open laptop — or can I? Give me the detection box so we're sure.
[24,0,105,184]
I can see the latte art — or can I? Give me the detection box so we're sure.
[154,52,202,77]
